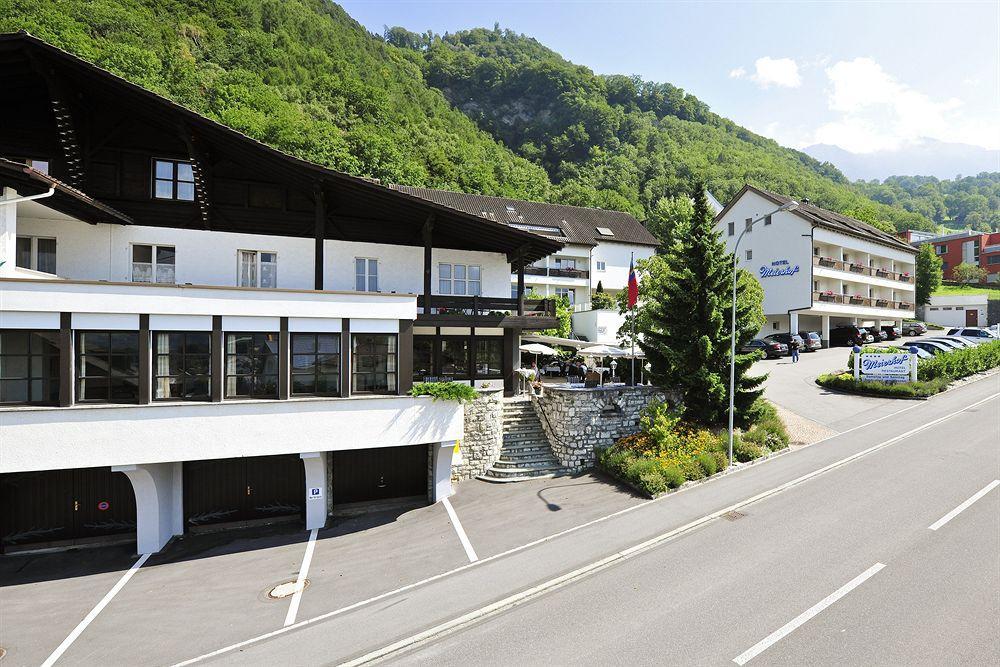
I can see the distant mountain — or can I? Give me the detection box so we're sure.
[804,140,1000,181]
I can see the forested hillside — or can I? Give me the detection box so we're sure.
[854,174,1000,232]
[4,1,989,236]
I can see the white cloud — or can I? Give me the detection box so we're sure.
[810,57,998,152]
[750,57,801,89]
[729,66,746,79]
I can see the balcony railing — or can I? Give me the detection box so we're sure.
[417,294,557,326]
[517,267,590,279]
[813,291,913,311]
[812,256,912,283]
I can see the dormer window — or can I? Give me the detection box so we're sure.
[596,227,614,237]
[153,159,195,201]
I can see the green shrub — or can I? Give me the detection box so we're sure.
[637,471,667,497]
[917,340,1000,381]
[661,465,686,489]
[679,457,706,481]
[408,382,478,402]
[697,452,718,476]
[816,373,949,398]
[733,435,764,462]
[711,450,729,472]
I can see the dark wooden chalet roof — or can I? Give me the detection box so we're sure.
[389,185,660,248]
[716,184,915,254]
[0,32,563,267]
[0,157,134,225]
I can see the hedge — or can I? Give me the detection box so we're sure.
[408,382,478,402]
[816,372,948,398]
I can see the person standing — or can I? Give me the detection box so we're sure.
[790,337,800,363]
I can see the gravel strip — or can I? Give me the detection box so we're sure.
[772,402,836,446]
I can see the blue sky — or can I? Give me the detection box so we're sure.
[341,1,1000,154]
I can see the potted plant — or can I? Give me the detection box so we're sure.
[850,293,866,304]
[819,256,837,268]
[850,262,866,273]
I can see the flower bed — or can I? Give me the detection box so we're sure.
[596,400,789,497]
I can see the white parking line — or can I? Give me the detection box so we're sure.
[284,528,318,627]
[928,480,1000,531]
[171,391,998,666]
[442,497,478,562]
[732,562,886,665]
[41,553,150,667]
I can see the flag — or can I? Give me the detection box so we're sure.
[627,255,639,309]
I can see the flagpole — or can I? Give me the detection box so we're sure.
[630,251,636,386]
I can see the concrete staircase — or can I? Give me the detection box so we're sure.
[478,398,564,483]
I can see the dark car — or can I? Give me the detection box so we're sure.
[741,338,786,359]
[797,331,823,351]
[872,327,889,341]
[857,328,875,343]
[903,321,927,336]
[764,333,805,355]
[830,325,865,347]
[880,325,902,340]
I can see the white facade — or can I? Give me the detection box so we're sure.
[716,189,916,343]
[571,308,626,345]
[925,294,988,328]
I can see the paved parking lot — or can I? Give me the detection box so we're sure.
[0,471,647,666]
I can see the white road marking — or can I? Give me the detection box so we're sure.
[928,480,1000,531]
[41,553,150,667]
[172,391,999,666]
[732,562,886,665]
[283,528,318,627]
[442,497,478,562]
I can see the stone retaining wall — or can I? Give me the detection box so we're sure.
[531,385,671,471]
[451,389,504,481]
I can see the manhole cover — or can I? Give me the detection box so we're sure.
[267,579,309,599]
[722,510,746,521]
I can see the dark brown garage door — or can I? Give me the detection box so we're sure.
[333,445,428,505]
[183,455,305,528]
[1,467,136,552]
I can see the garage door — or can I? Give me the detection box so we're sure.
[1,467,136,552]
[333,445,428,505]
[183,455,305,528]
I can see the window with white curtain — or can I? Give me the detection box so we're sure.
[15,236,57,274]
[132,244,175,283]
[355,258,378,291]
[439,263,481,295]
[238,250,277,288]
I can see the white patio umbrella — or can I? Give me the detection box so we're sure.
[519,342,559,376]
[578,344,627,385]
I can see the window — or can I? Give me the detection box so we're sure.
[988,255,1000,265]
[27,158,49,174]
[772,322,779,330]
[745,250,753,261]
[439,263,481,295]
[153,159,195,201]
[553,257,577,270]
[476,338,503,377]
[355,258,378,292]
[132,244,175,284]
[77,331,140,403]
[509,223,564,236]
[440,337,470,380]
[727,222,735,236]
[291,333,340,396]
[511,285,519,299]
[813,247,820,256]
[413,336,435,382]
[596,261,606,271]
[225,333,278,398]
[154,332,211,400]
[239,250,277,288]
[352,334,397,394]
[813,281,819,291]
[764,215,772,225]
[941,261,949,271]
[0,330,59,405]
[555,287,575,304]
[935,245,947,255]
[15,236,57,274]
[596,227,614,237]
[745,218,753,232]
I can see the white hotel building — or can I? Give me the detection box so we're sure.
[0,34,563,555]
[715,185,917,343]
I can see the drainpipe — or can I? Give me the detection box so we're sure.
[0,187,56,206]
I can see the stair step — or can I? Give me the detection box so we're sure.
[501,442,550,452]
[494,456,560,469]
[478,465,564,480]
[503,437,548,446]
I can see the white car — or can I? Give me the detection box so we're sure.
[946,327,999,341]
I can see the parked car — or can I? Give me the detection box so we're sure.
[797,331,823,351]
[873,327,889,341]
[922,338,966,351]
[911,347,934,360]
[741,338,786,359]
[829,325,866,347]
[857,328,875,343]
[764,333,805,354]
[911,341,953,356]
[947,327,999,340]
[880,325,902,340]
[902,321,927,336]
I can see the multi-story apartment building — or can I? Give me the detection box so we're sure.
[0,34,562,555]
[716,185,917,343]
[906,229,1000,283]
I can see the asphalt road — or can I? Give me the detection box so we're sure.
[193,370,998,666]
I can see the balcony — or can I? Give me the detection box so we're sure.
[813,291,913,311]
[813,256,912,284]
[417,294,557,329]
[516,267,590,280]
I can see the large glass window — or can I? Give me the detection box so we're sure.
[352,334,396,394]
[15,236,57,274]
[476,338,504,378]
[413,336,434,383]
[225,333,278,398]
[238,250,277,288]
[439,263,481,295]
[291,333,340,396]
[0,330,59,405]
[132,244,176,284]
[77,331,140,403]
[555,287,575,304]
[154,332,211,400]
[439,337,470,380]
[153,159,195,201]
[355,258,378,292]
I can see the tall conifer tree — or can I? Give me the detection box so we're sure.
[639,181,766,425]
